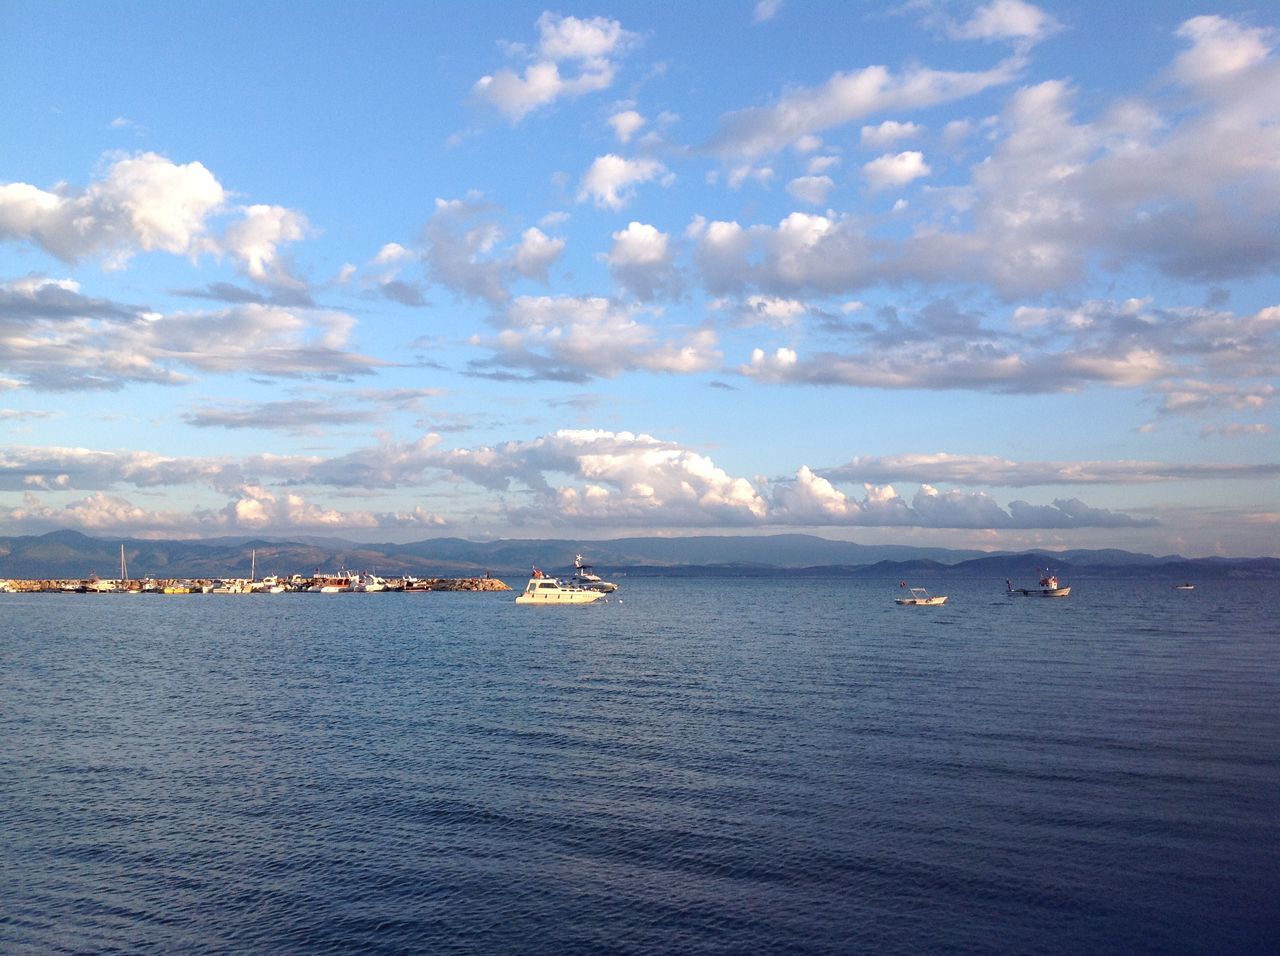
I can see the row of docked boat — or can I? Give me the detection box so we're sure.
[49,571,441,594]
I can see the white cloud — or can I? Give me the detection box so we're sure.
[0,430,1208,535]
[577,155,670,211]
[860,120,922,149]
[862,151,931,190]
[948,0,1062,47]
[474,13,635,121]
[693,212,877,295]
[607,109,646,144]
[0,152,225,267]
[734,296,808,328]
[819,453,1280,488]
[606,221,678,300]
[222,204,310,288]
[725,164,775,190]
[470,295,717,381]
[512,226,565,280]
[421,197,510,303]
[1173,15,1273,86]
[753,0,783,24]
[786,175,835,205]
[373,242,413,266]
[706,58,1020,157]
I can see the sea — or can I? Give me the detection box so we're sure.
[2,574,1276,954]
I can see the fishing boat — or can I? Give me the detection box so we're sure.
[569,554,618,592]
[515,569,606,605]
[895,585,948,606]
[1007,570,1071,598]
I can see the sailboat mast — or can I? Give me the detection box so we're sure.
[120,543,128,584]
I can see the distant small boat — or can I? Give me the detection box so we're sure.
[895,585,947,606]
[1007,570,1071,598]
[1172,583,1195,590]
[569,553,618,592]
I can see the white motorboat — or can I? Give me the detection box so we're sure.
[515,569,606,605]
[895,585,948,606]
[1007,571,1071,597]
[1172,583,1195,590]
[569,554,618,592]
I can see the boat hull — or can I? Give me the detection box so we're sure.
[895,596,947,605]
[1008,586,1071,597]
[515,590,604,605]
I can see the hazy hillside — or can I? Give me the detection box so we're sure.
[0,530,1274,580]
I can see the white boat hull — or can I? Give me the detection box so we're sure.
[896,595,948,605]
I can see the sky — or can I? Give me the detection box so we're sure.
[1,0,1277,557]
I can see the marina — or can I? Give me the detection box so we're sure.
[0,574,511,594]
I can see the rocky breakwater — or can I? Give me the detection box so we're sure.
[405,577,512,592]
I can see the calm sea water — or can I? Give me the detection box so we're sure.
[2,575,1277,954]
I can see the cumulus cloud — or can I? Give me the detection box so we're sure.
[469,295,717,382]
[862,151,931,190]
[0,152,225,267]
[770,472,1154,528]
[474,13,635,121]
[222,204,310,287]
[607,109,646,144]
[606,221,679,300]
[0,428,1217,535]
[578,155,671,210]
[690,211,878,296]
[947,0,1062,48]
[512,226,565,281]
[1172,15,1273,86]
[691,16,1280,303]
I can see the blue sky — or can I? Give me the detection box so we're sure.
[1,0,1277,556]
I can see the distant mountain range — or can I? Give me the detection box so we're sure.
[1,530,1276,581]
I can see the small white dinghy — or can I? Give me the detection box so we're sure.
[895,585,948,606]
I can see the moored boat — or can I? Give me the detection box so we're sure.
[569,553,618,592]
[309,571,357,593]
[515,569,606,605]
[1007,570,1071,597]
[895,585,948,606]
